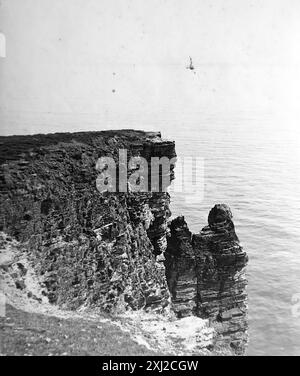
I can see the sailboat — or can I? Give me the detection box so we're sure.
[187,56,195,71]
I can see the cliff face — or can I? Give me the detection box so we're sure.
[0,130,248,354]
[0,131,175,312]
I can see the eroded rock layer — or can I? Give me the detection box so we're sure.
[165,204,248,354]
[0,131,175,312]
[0,131,248,354]
[165,216,197,318]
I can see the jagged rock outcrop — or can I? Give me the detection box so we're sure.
[165,204,248,354]
[0,130,248,354]
[0,131,175,312]
[165,216,197,318]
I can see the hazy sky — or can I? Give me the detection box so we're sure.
[0,0,300,135]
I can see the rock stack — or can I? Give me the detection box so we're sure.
[165,204,249,354]
[164,216,197,318]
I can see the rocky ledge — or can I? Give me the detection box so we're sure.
[0,130,248,354]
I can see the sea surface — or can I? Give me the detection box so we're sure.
[164,118,300,356]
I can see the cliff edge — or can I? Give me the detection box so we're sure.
[0,130,248,354]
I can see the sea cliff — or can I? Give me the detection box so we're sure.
[0,130,248,354]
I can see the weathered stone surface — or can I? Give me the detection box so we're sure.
[165,216,197,318]
[0,131,248,354]
[195,204,248,354]
[165,204,249,354]
[0,131,175,313]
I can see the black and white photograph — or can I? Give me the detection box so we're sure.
[0,0,299,360]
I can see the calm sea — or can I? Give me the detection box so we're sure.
[164,118,300,356]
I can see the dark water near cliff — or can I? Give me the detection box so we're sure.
[164,119,300,356]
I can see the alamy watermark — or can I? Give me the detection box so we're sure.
[95,150,204,203]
